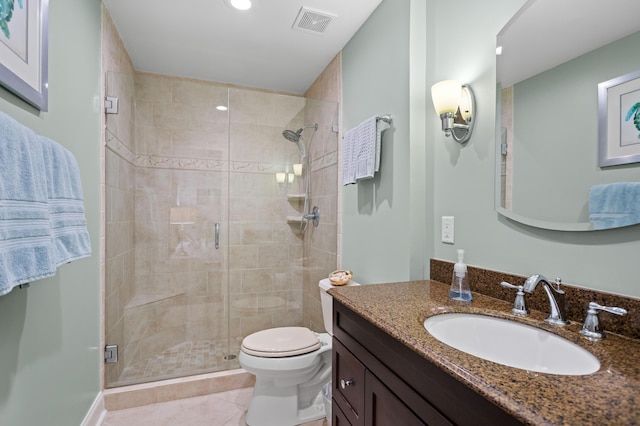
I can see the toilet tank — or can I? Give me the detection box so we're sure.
[319,278,360,335]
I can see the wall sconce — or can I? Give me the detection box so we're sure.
[288,173,295,183]
[293,163,302,176]
[276,172,286,184]
[431,80,476,144]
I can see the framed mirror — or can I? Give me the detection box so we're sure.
[495,0,640,231]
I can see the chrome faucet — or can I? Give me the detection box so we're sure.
[522,274,569,326]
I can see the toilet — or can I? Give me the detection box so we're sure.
[239,278,360,426]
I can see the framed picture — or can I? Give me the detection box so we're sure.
[0,0,48,111]
[598,69,640,167]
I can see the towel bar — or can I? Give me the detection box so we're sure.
[376,114,393,124]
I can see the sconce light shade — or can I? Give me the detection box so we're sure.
[431,79,476,144]
[293,163,303,176]
[276,172,286,184]
[431,80,462,115]
[288,173,295,183]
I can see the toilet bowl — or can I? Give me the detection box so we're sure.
[239,278,359,426]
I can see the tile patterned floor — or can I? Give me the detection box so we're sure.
[101,387,328,426]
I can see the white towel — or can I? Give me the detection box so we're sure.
[354,116,378,181]
[375,119,390,172]
[343,116,385,186]
[342,124,357,186]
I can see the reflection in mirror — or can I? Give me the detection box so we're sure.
[495,0,640,231]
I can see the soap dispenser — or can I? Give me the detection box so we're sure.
[449,249,472,301]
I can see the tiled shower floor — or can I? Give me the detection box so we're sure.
[118,338,243,384]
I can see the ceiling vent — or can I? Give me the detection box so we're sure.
[292,7,336,35]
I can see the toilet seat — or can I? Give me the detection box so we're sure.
[241,326,321,357]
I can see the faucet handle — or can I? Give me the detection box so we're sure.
[553,277,565,294]
[579,301,628,340]
[500,281,529,316]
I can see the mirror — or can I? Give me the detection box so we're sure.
[495,0,640,231]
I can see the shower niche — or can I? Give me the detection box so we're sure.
[105,71,339,387]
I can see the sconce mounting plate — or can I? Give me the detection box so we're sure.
[450,84,475,144]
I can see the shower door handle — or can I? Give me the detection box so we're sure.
[215,222,220,249]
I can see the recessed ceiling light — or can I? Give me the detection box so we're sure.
[496,46,503,56]
[216,105,228,111]
[226,0,252,11]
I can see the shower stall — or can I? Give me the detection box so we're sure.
[104,71,339,387]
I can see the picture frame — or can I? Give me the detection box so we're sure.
[0,0,49,111]
[598,69,640,167]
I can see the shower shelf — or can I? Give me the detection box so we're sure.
[287,193,306,201]
[286,216,304,224]
[125,291,185,310]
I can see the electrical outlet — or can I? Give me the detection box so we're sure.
[441,216,454,244]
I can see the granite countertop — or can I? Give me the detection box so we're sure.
[329,280,640,426]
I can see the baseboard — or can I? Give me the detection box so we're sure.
[103,368,255,411]
[81,391,106,426]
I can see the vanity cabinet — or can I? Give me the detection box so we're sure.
[332,300,523,426]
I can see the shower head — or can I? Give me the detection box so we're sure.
[282,124,318,158]
[282,129,302,143]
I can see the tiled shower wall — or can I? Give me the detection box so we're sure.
[303,54,342,332]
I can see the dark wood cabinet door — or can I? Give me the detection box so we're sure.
[365,370,425,426]
[333,400,353,426]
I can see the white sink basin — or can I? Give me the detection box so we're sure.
[423,313,600,375]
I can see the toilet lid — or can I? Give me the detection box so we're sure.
[241,327,321,357]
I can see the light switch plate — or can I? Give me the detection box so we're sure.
[442,216,454,244]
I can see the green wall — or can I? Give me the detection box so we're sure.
[343,0,640,298]
[342,0,418,284]
[0,0,102,425]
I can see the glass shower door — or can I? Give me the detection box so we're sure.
[104,72,232,387]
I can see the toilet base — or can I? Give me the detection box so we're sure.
[245,382,326,426]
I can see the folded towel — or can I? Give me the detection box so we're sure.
[375,119,390,173]
[589,182,640,230]
[0,112,91,296]
[354,116,378,181]
[342,124,357,186]
[342,116,390,186]
[41,135,91,267]
[0,112,55,295]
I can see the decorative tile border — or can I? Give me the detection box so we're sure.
[107,131,338,175]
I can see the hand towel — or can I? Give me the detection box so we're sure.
[375,119,390,172]
[41,135,92,267]
[354,116,378,181]
[0,112,55,295]
[589,182,640,230]
[342,125,357,186]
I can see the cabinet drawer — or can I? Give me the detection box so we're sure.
[333,337,365,425]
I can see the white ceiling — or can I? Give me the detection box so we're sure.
[103,0,383,94]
